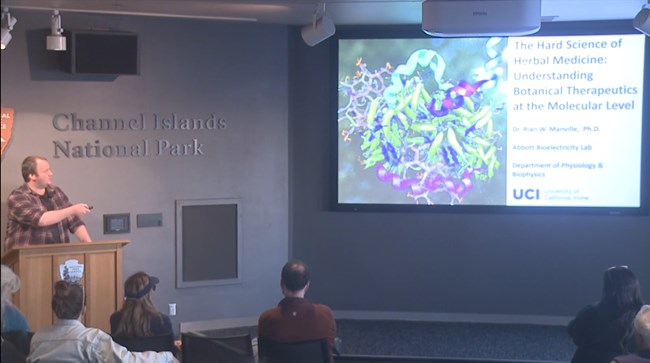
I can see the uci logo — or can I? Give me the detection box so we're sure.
[513,189,539,200]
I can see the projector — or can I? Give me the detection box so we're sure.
[422,0,542,37]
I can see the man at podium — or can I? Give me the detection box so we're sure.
[4,156,93,251]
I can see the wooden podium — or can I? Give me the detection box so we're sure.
[1,240,129,333]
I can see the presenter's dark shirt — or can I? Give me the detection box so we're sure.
[569,303,637,363]
[5,184,85,250]
[258,297,336,354]
[109,311,173,337]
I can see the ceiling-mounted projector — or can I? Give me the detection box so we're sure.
[422,0,542,37]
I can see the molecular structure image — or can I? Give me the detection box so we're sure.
[339,41,505,205]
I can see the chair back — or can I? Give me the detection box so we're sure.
[1,330,33,357]
[181,331,255,363]
[258,336,331,363]
[111,333,176,353]
[1,336,27,363]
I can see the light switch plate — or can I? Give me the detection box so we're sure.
[137,213,163,228]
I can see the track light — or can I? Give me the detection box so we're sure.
[1,7,17,50]
[47,10,66,51]
[634,4,650,36]
[301,3,335,47]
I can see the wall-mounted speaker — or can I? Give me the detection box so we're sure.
[61,30,139,75]
[634,7,650,36]
[422,0,541,37]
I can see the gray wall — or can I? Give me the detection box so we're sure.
[288,29,650,320]
[1,11,289,331]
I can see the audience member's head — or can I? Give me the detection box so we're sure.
[1,265,21,327]
[114,271,162,337]
[281,260,310,295]
[601,265,644,311]
[1,265,20,305]
[52,280,84,320]
[124,271,159,302]
[634,305,650,349]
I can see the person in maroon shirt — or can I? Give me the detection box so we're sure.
[258,260,336,356]
[4,155,92,250]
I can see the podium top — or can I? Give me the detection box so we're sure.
[1,240,130,261]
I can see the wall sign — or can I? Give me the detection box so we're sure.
[1,106,15,157]
[49,112,228,159]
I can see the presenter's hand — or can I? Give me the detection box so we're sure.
[71,203,92,216]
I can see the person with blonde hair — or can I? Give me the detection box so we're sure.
[110,271,173,338]
[28,280,177,363]
[1,264,29,334]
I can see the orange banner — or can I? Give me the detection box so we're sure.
[1,106,15,157]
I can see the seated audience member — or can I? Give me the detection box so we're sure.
[611,305,650,363]
[110,271,173,338]
[28,280,178,363]
[1,264,30,334]
[258,260,336,355]
[569,266,645,363]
